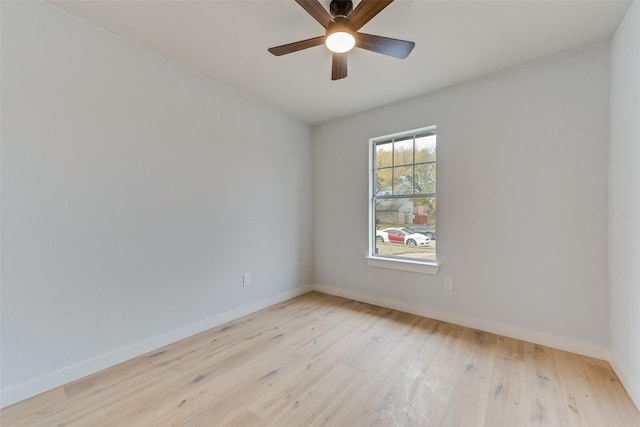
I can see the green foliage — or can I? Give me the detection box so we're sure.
[374,140,436,197]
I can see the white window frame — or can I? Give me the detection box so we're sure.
[366,126,440,275]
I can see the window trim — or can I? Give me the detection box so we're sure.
[368,126,440,275]
[365,255,440,275]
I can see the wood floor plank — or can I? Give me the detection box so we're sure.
[521,343,570,426]
[307,315,436,426]
[2,292,639,426]
[226,409,266,427]
[251,303,387,421]
[368,322,468,426]
[484,336,529,427]
[268,363,361,427]
[439,329,497,427]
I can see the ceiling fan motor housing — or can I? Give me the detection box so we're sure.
[326,16,355,38]
[330,0,353,18]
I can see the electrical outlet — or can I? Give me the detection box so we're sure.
[444,277,454,290]
[243,273,251,287]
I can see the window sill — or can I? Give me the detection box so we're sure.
[365,256,440,275]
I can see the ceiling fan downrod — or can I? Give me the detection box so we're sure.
[330,0,353,18]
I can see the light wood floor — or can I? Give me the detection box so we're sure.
[2,291,639,426]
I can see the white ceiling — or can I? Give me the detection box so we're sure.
[49,0,630,125]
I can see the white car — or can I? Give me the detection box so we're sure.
[375,228,431,246]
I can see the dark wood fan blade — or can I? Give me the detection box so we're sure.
[295,0,334,28]
[268,36,325,56]
[332,53,347,80]
[356,32,414,59]
[348,0,394,31]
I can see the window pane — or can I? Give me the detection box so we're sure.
[393,165,413,195]
[372,127,436,265]
[374,197,436,261]
[375,168,392,196]
[393,137,413,166]
[415,134,436,163]
[376,142,393,168]
[415,163,436,194]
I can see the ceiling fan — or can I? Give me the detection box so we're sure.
[268,0,415,80]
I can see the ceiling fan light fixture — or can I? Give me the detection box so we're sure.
[326,31,355,53]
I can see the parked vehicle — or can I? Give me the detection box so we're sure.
[376,228,431,246]
[407,224,436,240]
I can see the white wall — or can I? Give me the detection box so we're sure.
[312,43,611,354]
[1,1,312,405]
[609,0,640,408]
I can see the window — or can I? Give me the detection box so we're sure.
[369,127,437,270]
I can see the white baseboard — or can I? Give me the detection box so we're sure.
[0,285,313,408]
[608,350,640,410]
[310,284,611,360]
